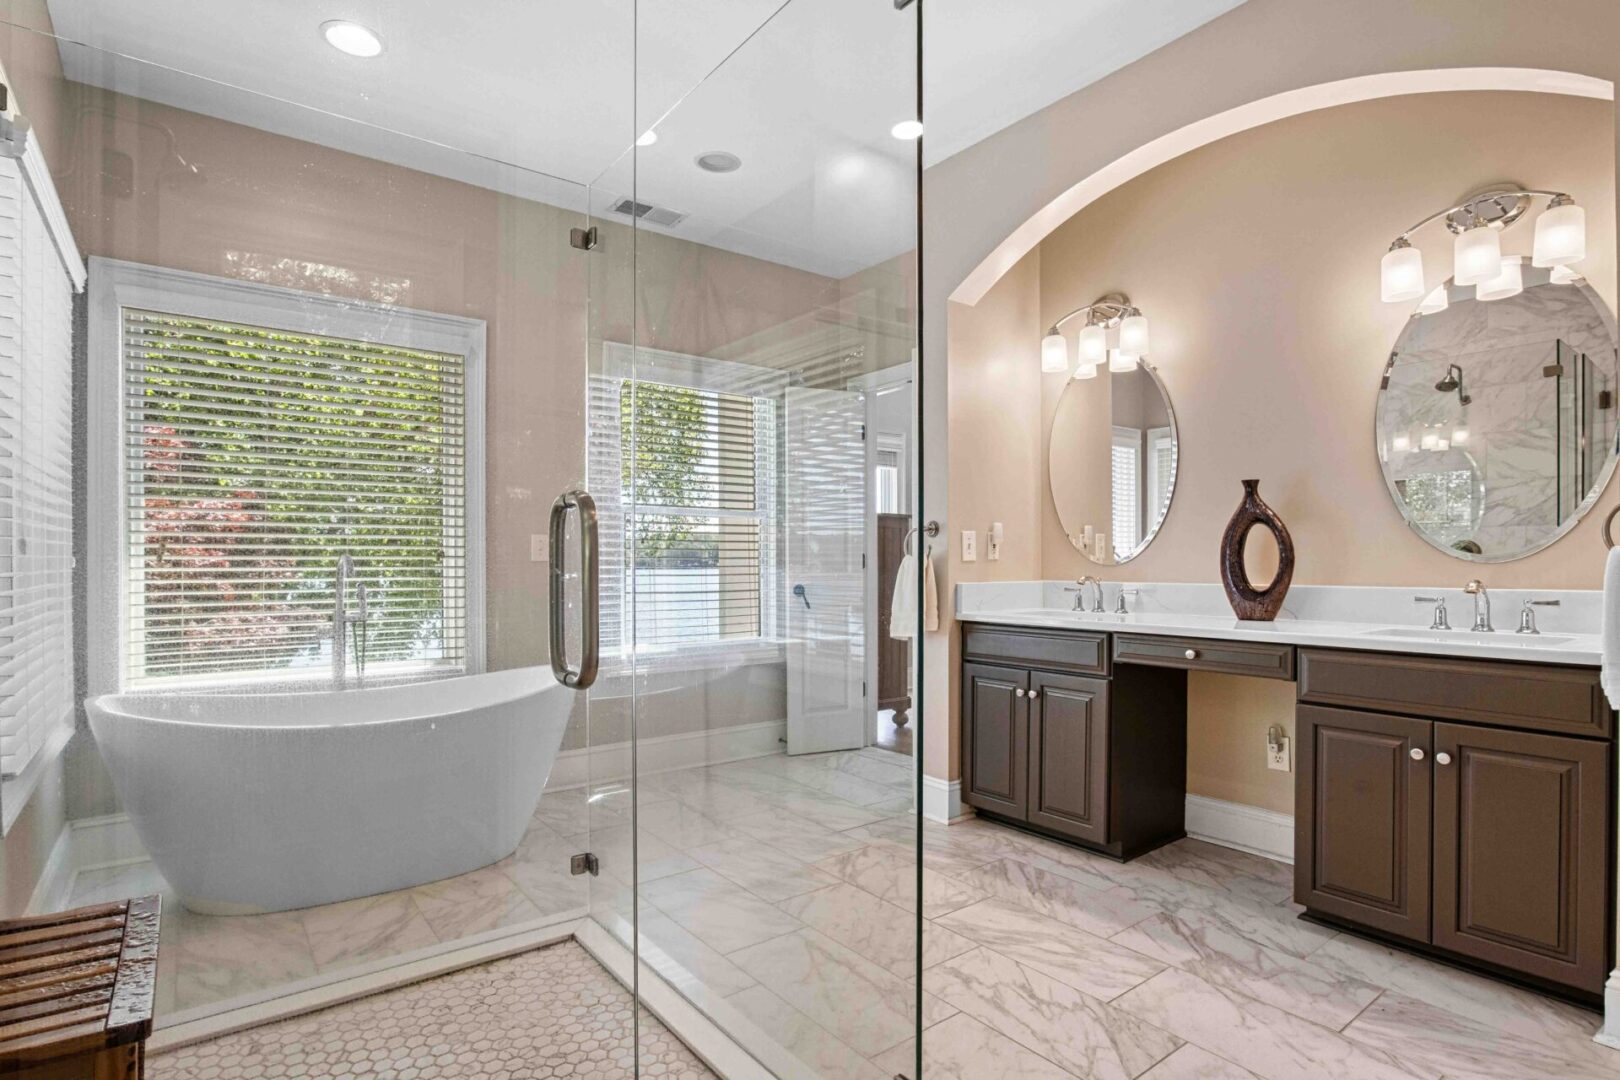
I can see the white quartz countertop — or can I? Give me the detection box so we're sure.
[954,585,1604,668]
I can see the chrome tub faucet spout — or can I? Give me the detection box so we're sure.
[333,553,369,682]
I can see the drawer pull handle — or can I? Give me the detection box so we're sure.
[1435,751,1452,766]
[1015,688,1026,698]
[1409,748,1425,761]
[1184,649,1198,660]
[1028,690,1040,700]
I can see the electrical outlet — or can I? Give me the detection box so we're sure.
[530,534,549,562]
[960,530,977,562]
[1267,734,1291,772]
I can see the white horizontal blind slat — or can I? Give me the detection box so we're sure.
[122,308,469,686]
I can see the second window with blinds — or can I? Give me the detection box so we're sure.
[87,260,486,693]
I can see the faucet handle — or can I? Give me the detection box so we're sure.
[1414,595,1450,630]
[1517,598,1559,635]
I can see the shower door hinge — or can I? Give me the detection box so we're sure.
[570,852,600,876]
[860,423,867,441]
[570,226,599,251]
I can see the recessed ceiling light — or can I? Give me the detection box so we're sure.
[890,119,923,140]
[636,130,658,148]
[321,20,383,58]
[695,151,742,174]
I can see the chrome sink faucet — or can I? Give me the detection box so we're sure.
[1517,598,1560,635]
[1463,579,1493,632]
[1413,594,1451,630]
[333,553,370,681]
[1065,576,1103,612]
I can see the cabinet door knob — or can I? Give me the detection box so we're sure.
[1435,751,1452,766]
[1409,747,1425,761]
[1029,689,1040,700]
[1184,649,1198,660]
[1015,687,1026,698]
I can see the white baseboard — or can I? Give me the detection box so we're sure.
[1596,970,1620,1051]
[922,774,969,824]
[1184,794,1294,864]
[546,720,785,792]
[26,812,146,915]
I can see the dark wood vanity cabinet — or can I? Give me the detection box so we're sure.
[1296,649,1614,999]
[962,627,1186,859]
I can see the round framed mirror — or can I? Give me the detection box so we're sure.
[1049,363,1178,565]
[1376,268,1620,561]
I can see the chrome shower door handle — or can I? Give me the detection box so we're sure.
[548,489,600,690]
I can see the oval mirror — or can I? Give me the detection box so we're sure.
[1049,363,1178,564]
[1376,269,1620,561]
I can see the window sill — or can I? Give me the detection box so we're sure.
[1,719,73,837]
[122,663,471,697]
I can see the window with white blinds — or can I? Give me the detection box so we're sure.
[588,356,778,656]
[91,261,486,692]
[1111,426,1142,559]
[0,153,77,783]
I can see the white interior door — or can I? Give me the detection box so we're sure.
[785,387,867,755]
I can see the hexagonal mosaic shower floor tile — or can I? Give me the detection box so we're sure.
[150,941,714,1079]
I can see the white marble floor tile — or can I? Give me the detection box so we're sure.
[959,857,1157,937]
[500,826,590,916]
[1139,1045,1261,1079]
[1111,912,1382,1029]
[1341,990,1620,1080]
[532,784,629,836]
[728,811,868,863]
[1135,840,1293,907]
[728,927,955,1057]
[639,800,752,851]
[873,1012,1080,1080]
[1114,968,1429,1080]
[935,898,1165,1002]
[924,946,1182,1080]
[776,881,975,976]
[761,786,895,832]
[599,902,760,999]
[68,862,169,908]
[577,823,702,884]
[724,984,888,1080]
[638,868,802,955]
[301,890,439,972]
[167,906,319,1012]
[409,864,542,940]
[812,842,985,918]
[687,836,841,902]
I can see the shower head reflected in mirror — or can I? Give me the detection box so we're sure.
[1434,363,1471,405]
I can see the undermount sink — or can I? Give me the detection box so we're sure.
[1360,627,1574,647]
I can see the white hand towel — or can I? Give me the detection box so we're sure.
[922,548,939,633]
[1603,545,1620,710]
[890,553,917,640]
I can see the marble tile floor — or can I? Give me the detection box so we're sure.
[67,746,1620,1079]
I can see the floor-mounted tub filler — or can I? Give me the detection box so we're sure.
[86,666,567,914]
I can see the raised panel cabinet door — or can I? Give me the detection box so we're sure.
[962,662,1028,819]
[1026,672,1109,844]
[1432,723,1611,994]
[1295,705,1432,941]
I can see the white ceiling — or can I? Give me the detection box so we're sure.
[44,0,1243,278]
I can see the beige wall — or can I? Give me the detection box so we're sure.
[924,0,1620,798]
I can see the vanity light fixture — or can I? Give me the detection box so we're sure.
[1416,284,1449,315]
[1550,264,1585,286]
[1039,292,1150,377]
[1381,185,1587,302]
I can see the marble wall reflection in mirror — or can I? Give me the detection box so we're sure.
[1376,269,1620,561]
[1050,364,1178,564]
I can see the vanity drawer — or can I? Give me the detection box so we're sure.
[962,625,1109,676]
[1298,648,1611,739]
[1113,635,1295,680]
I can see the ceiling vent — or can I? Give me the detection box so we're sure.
[611,197,687,228]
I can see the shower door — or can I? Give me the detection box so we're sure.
[617,0,927,1074]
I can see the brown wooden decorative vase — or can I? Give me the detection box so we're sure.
[1219,479,1295,621]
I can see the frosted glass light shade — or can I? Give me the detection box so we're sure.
[1077,323,1108,365]
[1452,427,1469,445]
[1550,264,1584,285]
[1391,433,1411,453]
[1416,285,1449,315]
[1108,349,1138,373]
[1476,256,1523,302]
[1073,361,1098,380]
[1041,332,1069,373]
[1380,245,1425,302]
[1453,225,1501,286]
[1533,201,1585,267]
[1118,314,1150,356]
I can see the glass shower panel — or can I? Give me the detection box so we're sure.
[627,0,924,1074]
[0,14,624,1044]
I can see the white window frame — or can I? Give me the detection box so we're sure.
[87,257,486,695]
[594,342,786,673]
[1111,425,1144,558]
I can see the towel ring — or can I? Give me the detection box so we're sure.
[1605,505,1620,550]
[904,520,941,557]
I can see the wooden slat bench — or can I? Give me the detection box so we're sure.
[0,897,160,1079]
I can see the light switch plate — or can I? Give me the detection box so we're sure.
[960,530,977,562]
[530,534,549,562]
[1267,735,1291,772]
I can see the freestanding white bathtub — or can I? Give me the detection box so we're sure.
[86,667,570,915]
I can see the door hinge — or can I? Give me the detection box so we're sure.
[570,852,600,876]
[569,226,599,251]
[860,423,867,441]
